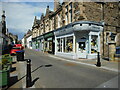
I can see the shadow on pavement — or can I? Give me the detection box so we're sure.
[7,63,53,89]
[31,64,53,73]
[8,76,18,87]
[31,65,43,73]
[31,77,39,87]
[44,64,53,67]
[12,62,16,64]
[10,67,16,72]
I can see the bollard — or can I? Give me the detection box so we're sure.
[96,52,101,67]
[26,59,32,88]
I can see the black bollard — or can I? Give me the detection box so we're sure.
[26,59,32,88]
[96,52,101,67]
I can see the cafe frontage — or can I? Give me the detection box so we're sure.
[54,21,104,59]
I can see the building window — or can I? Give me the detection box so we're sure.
[60,38,62,52]
[29,41,32,47]
[65,5,68,25]
[65,12,68,25]
[69,2,72,9]
[69,10,72,23]
[57,38,60,52]
[66,5,68,12]
[49,40,52,51]
[69,2,72,23]
[66,36,73,52]
[58,14,61,28]
[57,36,73,53]
[63,38,66,52]
[91,35,98,53]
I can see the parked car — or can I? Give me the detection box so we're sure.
[10,44,24,55]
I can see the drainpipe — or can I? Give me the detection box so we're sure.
[96,2,105,57]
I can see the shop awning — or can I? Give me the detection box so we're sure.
[54,21,104,37]
[44,32,54,38]
[37,35,43,40]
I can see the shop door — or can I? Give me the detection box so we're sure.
[77,41,86,58]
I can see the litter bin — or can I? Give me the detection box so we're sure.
[16,50,24,61]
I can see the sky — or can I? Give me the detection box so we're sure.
[0,1,54,40]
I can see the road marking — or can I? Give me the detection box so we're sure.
[48,55,120,72]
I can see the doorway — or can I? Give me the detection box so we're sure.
[77,40,86,58]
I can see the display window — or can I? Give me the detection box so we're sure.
[66,36,73,52]
[49,40,52,51]
[44,41,47,51]
[57,36,73,53]
[60,39,62,52]
[63,38,66,52]
[57,38,60,52]
[91,35,98,53]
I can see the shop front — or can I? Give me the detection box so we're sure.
[43,31,55,54]
[54,21,104,59]
[32,37,37,50]
[37,35,44,51]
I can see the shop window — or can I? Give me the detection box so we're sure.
[44,41,47,51]
[91,35,98,53]
[49,40,52,52]
[63,38,66,52]
[29,41,32,47]
[57,38,60,52]
[66,36,73,52]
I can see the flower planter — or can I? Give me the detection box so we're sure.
[2,54,13,64]
[0,69,10,87]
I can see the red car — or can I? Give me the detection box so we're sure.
[10,44,24,55]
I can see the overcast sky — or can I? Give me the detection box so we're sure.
[0,2,54,40]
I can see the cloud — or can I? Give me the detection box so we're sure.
[0,2,2,21]
[0,0,54,2]
[1,2,54,39]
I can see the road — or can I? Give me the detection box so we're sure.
[25,48,118,88]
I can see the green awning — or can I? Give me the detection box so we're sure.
[44,32,54,38]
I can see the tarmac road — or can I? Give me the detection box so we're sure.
[25,49,118,88]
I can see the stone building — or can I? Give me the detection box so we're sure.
[8,33,18,44]
[31,1,120,60]
[54,1,120,60]
[0,10,19,55]
[23,29,32,48]
[0,11,9,55]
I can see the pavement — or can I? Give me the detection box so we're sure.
[47,53,120,73]
[8,57,35,89]
[6,49,120,89]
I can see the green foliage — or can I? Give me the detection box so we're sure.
[0,58,11,70]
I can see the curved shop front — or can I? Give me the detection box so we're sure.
[54,21,104,59]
